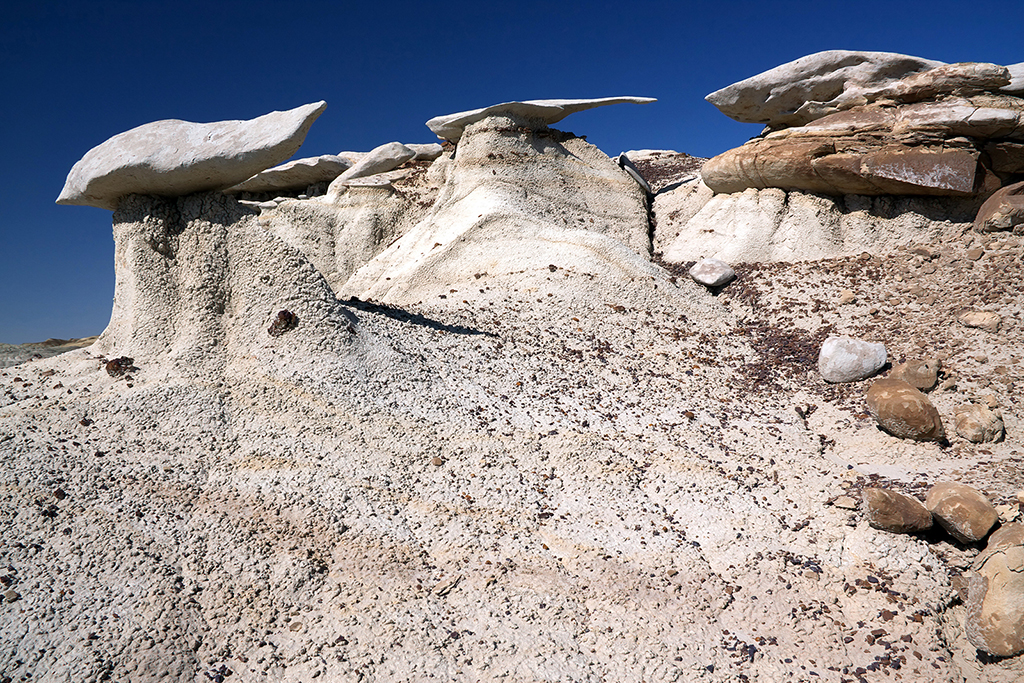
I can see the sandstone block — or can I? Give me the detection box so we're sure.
[875,62,1010,103]
[889,358,941,391]
[57,101,327,210]
[966,523,1024,656]
[957,310,1002,332]
[702,138,983,197]
[954,404,1004,443]
[926,482,998,543]
[818,336,887,383]
[858,147,979,196]
[974,180,1024,233]
[865,378,945,442]
[405,143,444,161]
[862,488,933,533]
[1000,62,1024,95]
[705,50,944,127]
[984,142,1024,174]
[425,97,655,142]
[332,142,416,186]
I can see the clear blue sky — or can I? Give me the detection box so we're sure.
[2,0,1021,343]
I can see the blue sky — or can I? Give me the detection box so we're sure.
[2,0,1021,343]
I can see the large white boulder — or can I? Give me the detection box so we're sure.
[706,51,943,127]
[426,97,655,141]
[57,101,326,210]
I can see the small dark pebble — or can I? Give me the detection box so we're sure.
[105,357,135,377]
[268,310,299,337]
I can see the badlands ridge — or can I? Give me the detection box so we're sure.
[3,51,1024,682]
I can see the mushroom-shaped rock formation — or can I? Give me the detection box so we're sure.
[425,97,655,142]
[223,154,351,195]
[705,50,944,127]
[57,101,327,210]
[338,102,659,306]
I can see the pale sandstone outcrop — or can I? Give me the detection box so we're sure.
[425,97,655,142]
[705,50,944,127]
[330,142,416,187]
[262,173,441,292]
[96,192,357,375]
[659,187,977,264]
[1002,62,1024,94]
[223,154,351,194]
[57,102,326,210]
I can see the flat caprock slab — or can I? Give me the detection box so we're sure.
[57,101,327,210]
[425,97,655,142]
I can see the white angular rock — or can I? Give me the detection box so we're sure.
[57,101,327,210]
[1001,62,1024,94]
[688,258,735,288]
[818,336,887,383]
[614,154,652,194]
[426,97,656,142]
[223,154,351,194]
[331,142,416,187]
[405,143,444,161]
[706,51,943,127]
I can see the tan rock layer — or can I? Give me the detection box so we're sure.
[703,95,1024,197]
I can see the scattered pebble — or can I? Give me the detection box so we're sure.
[957,310,1001,333]
[688,258,736,288]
